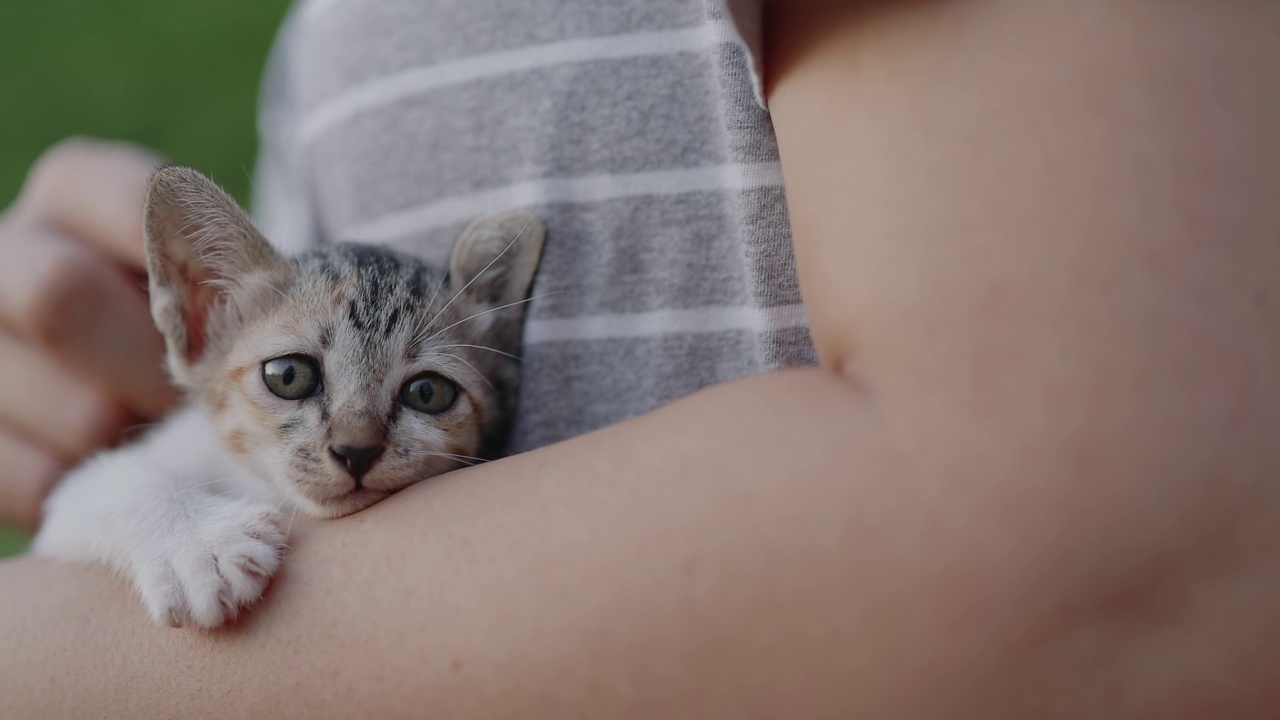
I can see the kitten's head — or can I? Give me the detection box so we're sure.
[143,166,544,517]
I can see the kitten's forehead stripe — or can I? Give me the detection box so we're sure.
[384,306,402,335]
[346,299,368,332]
[406,267,430,300]
[298,243,445,348]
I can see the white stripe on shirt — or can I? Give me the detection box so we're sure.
[299,22,732,145]
[342,161,784,242]
[525,303,808,344]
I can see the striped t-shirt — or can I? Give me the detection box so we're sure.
[253,0,816,453]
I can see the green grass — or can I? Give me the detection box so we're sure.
[0,0,290,556]
[0,526,27,557]
[0,0,291,203]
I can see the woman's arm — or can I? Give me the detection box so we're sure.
[4,370,980,718]
[5,0,1280,716]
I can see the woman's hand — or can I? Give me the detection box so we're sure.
[0,138,177,531]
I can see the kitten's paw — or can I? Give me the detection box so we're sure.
[134,503,287,629]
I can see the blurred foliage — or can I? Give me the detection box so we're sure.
[0,0,292,205]
[0,525,26,557]
[0,0,291,556]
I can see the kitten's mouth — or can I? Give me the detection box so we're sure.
[305,486,391,518]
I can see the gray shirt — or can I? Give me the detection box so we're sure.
[254,0,816,453]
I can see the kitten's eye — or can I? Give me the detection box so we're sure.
[262,355,322,400]
[399,373,458,415]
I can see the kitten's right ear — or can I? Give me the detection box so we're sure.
[144,165,287,382]
[448,211,545,307]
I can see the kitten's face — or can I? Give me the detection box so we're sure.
[206,246,519,517]
[143,167,543,518]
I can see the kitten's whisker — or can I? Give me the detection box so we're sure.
[407,450,486,466]
[182,476,236,493]
[423,351,496,390]
[433,343,521,361]
[408,277,450,347]
[120,420,163,441]
[441,457,480,467]
[408,280,451,348]
[410,449,487,462]
[424,276,446,321]
[285,506,300,537]
[239,273,303,313]
[420,291,557,344]
[422,215,533,333]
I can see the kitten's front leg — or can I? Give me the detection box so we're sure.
[32,407,289,629]
[120,490,287,629]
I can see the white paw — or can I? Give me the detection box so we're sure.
[132,502,287,629]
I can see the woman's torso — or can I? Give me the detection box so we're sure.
[256,0,816,452]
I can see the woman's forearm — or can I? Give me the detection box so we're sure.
[2,365,1274,718]
[5,370,893,718]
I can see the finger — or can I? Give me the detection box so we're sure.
[0,427,64,533]
[0,225,178,418]
[16,137,164,268]
[0,330,132,462]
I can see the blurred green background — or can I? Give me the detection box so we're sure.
[0,0,292,556]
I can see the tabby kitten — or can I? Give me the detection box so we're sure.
[32,166,544,629]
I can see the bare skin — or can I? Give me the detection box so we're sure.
[3,0,1280,716]
[0,140,176,529]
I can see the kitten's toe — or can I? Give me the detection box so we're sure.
[134,562,191,628]
[215,535,282,606]
[171,552,231,628]
[242,509,288,545]
[136,554,224,629]
[212,507,286,600]
[183,504,288,628]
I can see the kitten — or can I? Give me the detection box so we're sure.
[32,166,544,629]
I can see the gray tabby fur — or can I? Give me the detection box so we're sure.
[147,165,544,516]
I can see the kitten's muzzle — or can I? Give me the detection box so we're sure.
[328,444,385,486]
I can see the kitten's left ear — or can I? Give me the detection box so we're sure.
[144,165,288,383]
[448,211,546,307]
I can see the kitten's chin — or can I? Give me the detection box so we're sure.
[296,488,392,519]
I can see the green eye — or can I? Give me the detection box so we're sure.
[399,373,458,415]
[262,355,322,400]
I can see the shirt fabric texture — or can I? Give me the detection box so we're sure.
[254,0,817,453]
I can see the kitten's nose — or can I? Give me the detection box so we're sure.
[328,444,385,484]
